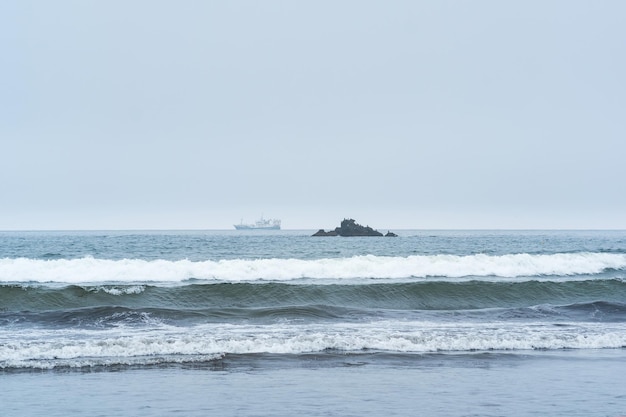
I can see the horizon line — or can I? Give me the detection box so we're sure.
[1,227,625,232]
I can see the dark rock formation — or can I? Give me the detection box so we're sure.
[313,218,391,237]
[312,229,338,236]
[312,229,330,236]
[336,218,383,236]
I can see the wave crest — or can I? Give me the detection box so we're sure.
[0,252,624,284]
[2,321,626,370]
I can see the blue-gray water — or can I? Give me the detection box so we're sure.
[1,229,625,416]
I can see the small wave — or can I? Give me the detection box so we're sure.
[495,300,626,322]
[3,279,626,314]
[2,321,625,370]
[1,253,625,284]
[556,301,626,322]
[0,354,225,371]
[0,304,361,328]
[41,253,63,259]
[88,285,146,295]
[0,306,165,329]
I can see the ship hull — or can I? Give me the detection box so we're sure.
[234,216,281,230]
[234,224,281,230]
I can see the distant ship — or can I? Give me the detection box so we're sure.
[234,216,281,230]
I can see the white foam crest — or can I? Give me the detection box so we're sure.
[0,252,625,284]
[2,321,626,369]
[89,285,146,295]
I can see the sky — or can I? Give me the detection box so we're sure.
[1,1,625,230]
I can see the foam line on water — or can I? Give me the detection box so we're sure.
[1,253,625,284]
[2,321,626,369]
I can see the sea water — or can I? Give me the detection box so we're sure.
[1,229,625,416]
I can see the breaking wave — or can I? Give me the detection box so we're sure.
[2,320,626,370]
[1,252,625,284]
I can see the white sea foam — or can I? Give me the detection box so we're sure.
[90,285,146,295]
[2,321,625,369]
[0,253,624,284]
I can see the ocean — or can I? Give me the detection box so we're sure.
[1,229,625,416]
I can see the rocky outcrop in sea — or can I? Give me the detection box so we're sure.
[312,218,396,237]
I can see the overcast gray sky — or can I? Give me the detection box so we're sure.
[1,1,625,230]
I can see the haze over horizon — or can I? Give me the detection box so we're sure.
[2,1,625,231]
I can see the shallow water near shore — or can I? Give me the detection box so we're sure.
[2,350,625,417]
